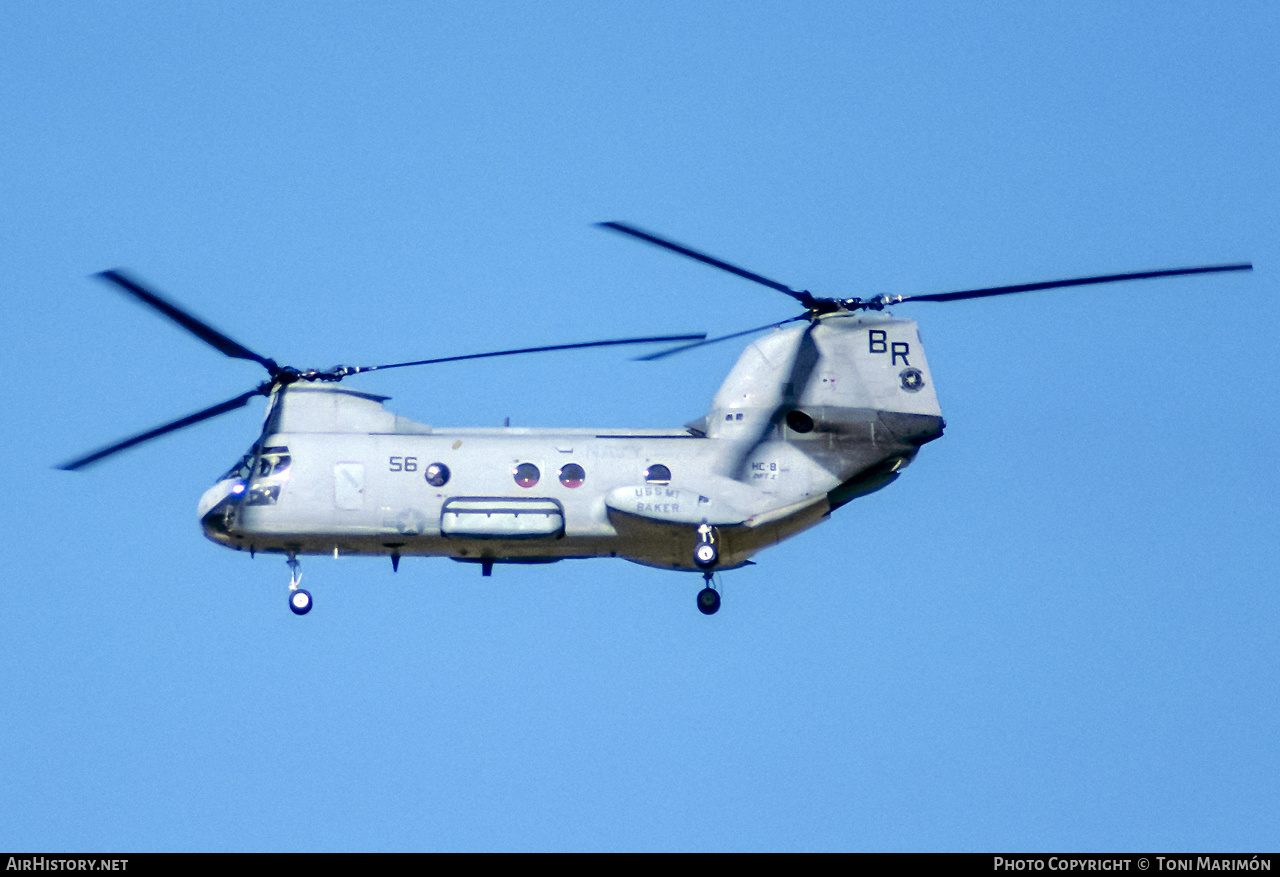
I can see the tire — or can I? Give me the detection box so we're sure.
[289,589,313,615]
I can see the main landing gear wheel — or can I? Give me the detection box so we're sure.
[697,586,721,615]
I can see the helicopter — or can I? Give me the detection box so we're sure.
[59,222,1252,616]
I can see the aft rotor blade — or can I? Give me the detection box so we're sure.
[598,222,816,307]
[96,270,280,374]
[57,388,263,471]
[355,333,709,374]
[901,263,1254,304]
[635,317,808,361]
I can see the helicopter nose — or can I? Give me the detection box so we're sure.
[197,479,246,543]
[197,479,246,519]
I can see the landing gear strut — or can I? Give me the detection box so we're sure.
[693,522,719,569]
[697,571,721,615]
[287,553,312,615]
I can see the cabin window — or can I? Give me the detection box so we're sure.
[644,463,671,485]
[559,463,585,489]
[513,462,540,488]
[424,462,450,487]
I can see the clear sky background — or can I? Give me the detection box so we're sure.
[2,2,1276,852]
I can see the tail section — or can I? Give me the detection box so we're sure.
[706,314,944,485]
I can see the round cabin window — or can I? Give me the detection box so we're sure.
[513,462,540,488]
[559,463,585,488]
[424,462,450,487]
[644,463,671,485]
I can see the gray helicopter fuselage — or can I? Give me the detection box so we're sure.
[197,312,944,572]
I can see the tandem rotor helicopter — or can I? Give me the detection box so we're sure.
[59,223,1252,615]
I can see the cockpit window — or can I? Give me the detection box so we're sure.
[245,483,281,506]
[257,447,292,479]
[240,446,292,506]
[221,445,291,483]
[219,451,254,482]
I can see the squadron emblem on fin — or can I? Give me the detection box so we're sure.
[900,367,925,392]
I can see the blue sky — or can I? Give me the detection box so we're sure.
[2,2,1276,851]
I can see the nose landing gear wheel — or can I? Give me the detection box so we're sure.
[697,587,721,615]
[286,553,311,615]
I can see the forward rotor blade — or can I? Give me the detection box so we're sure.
[57,388,263,471]
[598,222,815,307]
[635,317,807,361]
[355,333,709,374]
[901,263,1253,304]
[96,270,279,373]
